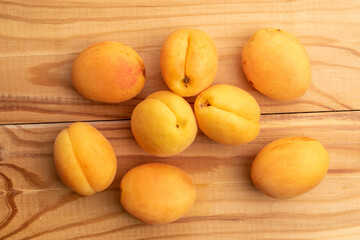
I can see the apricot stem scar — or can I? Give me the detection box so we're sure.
[200,99,211,108]
[183,76,190,87]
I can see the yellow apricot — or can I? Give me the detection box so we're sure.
[194,84,260,145]
[251,137,329,199]
[121,163,196,224]
[72,41,145,103]
[160,29,218,97]
[54,122,117,196]
[242,28,311,100]
[131,91,197,157]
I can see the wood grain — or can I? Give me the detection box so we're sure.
[1,0,360,239]
[1,0,360,124]
[0,111,359,240]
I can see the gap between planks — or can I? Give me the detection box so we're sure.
[0,109,358,127]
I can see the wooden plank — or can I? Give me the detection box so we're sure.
[1,0,359,56]
[0,111,359,239]
[1,0,360,123]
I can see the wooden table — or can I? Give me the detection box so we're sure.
[1,1,359,239]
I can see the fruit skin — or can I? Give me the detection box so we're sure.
[242,28,311,101]
[251,137,329,199]
[120,163,196,224]
[72,41,145,103]
[53,122,117,196]
[194,84,260,145]
[131,90,197,157]
[160,29,218,97]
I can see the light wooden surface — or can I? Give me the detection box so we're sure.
[1,0,360,124]
[0,0,360,239]
[0,112,359,240]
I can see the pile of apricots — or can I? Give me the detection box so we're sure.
[54,28,329,224]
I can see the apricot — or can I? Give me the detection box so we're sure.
[251,137,329,199]
[160,29,218,97]
[242,28,311,100]
[131,90,197,157]
[120,163,196,224]
[54,122,117,196]
[72,41,145,103]
[194,84,260,145]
